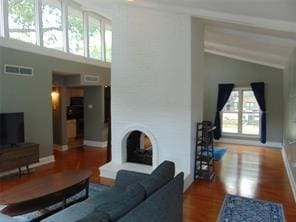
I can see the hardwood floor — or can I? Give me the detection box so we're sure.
[1,144,296,221]
[184,143,296,221]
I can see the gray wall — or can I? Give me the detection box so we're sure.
[191,18,205,177]
[283,49,296,179]
[0,46,110,158]
[84,86,107,142]
[204,53,284,143]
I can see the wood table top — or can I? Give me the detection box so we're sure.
[0,170,91,205]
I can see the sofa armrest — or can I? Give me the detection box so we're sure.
[0,213,17,222]
[115,170,149,191]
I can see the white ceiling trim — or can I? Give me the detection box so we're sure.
[205,41,287,70]
[129,1,296,35]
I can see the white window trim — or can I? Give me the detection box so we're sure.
[221,87,260,139]
[83,11,89,57]
[101,19,106,61]
[0,0,4,36]
[1,0,8,37]
[36,0,42,46]
[1,0,111,63]
[62,0,68,52]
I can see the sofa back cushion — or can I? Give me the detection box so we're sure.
[87,183,145,222]
[118,172,184,222]
[139,160,175,196]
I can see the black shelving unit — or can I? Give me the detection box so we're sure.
[194,121,215,181]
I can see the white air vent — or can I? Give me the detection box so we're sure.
[81,75,100,85]
[4,64,34,76]
[84,75,100,83]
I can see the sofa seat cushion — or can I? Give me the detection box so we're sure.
[79,183,146,222]
[76,210,110,222]
[42,188,115,222]
[139,160,175,196]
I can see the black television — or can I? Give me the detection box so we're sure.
[0,112,25,147]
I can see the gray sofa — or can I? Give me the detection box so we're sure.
[0,161,184,222]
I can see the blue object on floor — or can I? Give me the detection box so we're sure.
[201,147,227,161]
[217,194,286,222]
[213,147,227,161]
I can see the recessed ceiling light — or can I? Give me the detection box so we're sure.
[127,0,134,2]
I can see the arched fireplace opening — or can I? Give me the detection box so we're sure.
[126,130,152,166]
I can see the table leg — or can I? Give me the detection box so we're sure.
[85,178,89,199]
[62,191,66,209]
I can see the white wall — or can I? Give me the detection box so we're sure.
[110,5,196,185]
[283,49,296,198]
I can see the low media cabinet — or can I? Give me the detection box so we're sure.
[0,143,39,175]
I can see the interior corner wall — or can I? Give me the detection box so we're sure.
[0,48,3,112]
[204,53,284,143]
[190,17,205,179]
[111,5,192,176]
[0,46,110,158]
[283,49,296,179]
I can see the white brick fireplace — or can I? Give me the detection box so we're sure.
[99,5,205,190]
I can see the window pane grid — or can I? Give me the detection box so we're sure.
[42,0,63,50]
[222,88,260,136]
[4,0,111,62]
[88,15,102,60]
[68,6,84,56]
[8,0,36,44]
[105,23,111,62]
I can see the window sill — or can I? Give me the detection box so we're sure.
[222,133,260,140]
[0,37,111,68]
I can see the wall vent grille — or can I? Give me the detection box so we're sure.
[83,75,100,83]
[4,64,34,76]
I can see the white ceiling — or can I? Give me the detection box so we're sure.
[75,0,296,24]
[74,0,296,69]
[204,25,295,69]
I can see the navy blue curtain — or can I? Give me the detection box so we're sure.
[251,82,266,144]
[214,84,234,139]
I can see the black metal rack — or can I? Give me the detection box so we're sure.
[194,121,215,181]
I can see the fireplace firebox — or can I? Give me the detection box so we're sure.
[126,131,152,166]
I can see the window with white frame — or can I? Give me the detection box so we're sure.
[1,0,112,62]
[41,0,63,50]
[8,0,36,44]
[88,15,102,60]
[222,88,260,136]
[104,23,112,62]
[68,6,84,56]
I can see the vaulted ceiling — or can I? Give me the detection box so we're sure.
[75,0,296,69]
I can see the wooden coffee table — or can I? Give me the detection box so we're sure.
[0,170,91,220]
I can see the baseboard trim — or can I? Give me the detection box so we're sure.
[184,174,194,191]
[53,144,68,151]
[0,155,55,178]
[282,148,296,202]
[83,140,107,148]
[215,138,283,149]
